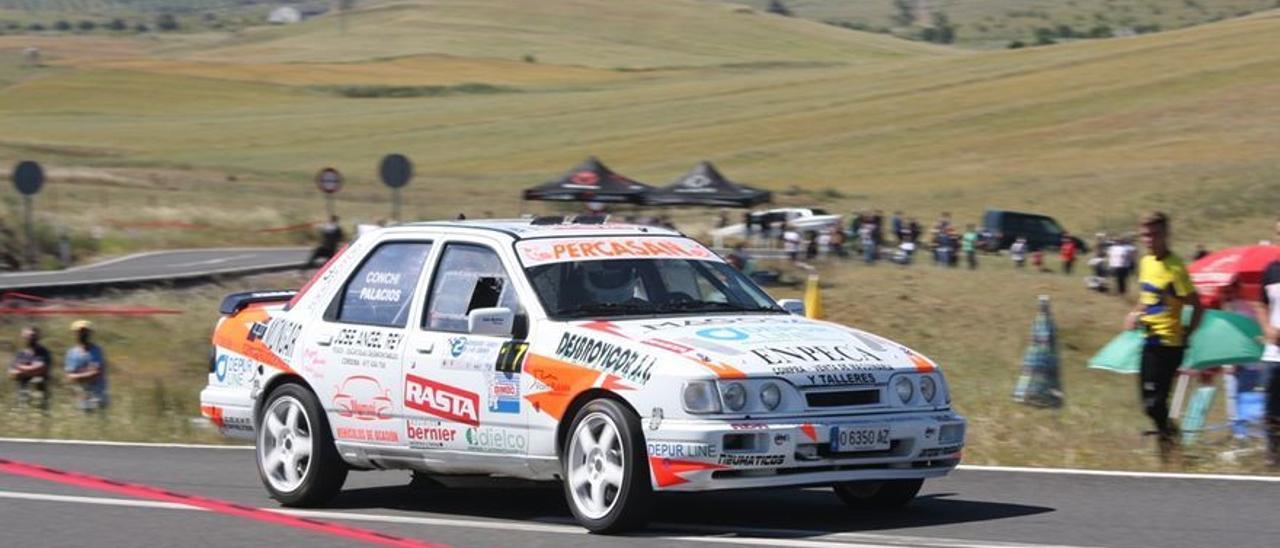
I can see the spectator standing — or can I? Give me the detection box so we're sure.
[1011,237,1028,268]
[805,231,819,261]
[8,326,51,407]
[782,226,801,263]
[1060,234,1078,274]
[1124,212,1202,461]
[309,215,345,266]
[962,225,979,270]
[65,320,109,411]
[859,222,877,265]
[726,242,751,273]
[906,218,921,246]
[870,210,885,248]
[1108,237,1134,295]
[829,227,847,258]
[1251,218,1280,467]
[891,211,904,244]
[1193,244,1210,261]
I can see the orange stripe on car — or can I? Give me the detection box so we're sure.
[648,456,727,488]
[523,353,606,421]
[211,304,294,374]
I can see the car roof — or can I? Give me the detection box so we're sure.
[391,218,684,241]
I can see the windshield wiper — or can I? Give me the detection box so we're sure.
[653,301,783,314]
[557,301,658,319]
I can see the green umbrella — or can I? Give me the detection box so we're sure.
[1088,308,1263,373]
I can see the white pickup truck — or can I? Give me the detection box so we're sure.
[201,218,965,532]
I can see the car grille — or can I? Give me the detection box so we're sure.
[805,389,880,407]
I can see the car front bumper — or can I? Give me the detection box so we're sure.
[642,410,965,491]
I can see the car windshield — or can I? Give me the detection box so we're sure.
[525,258,784,320]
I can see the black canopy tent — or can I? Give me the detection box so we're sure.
[522,156,654,204]
[644,161,771,208]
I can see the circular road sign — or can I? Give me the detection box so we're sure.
[12,161,44,196]
[379,154,413,189]
[316,167,343,194]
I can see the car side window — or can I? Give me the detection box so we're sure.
[332,242,433,327]
[423,244,518,332]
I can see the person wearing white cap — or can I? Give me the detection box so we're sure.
[65,320,108,411]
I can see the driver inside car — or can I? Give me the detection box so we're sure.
[582,261,648,304]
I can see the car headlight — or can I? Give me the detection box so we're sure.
[722,382,747,412]
[760,382,781,411]
[920,376,937,403]
[895,376,914,404]
[683,381,721,414]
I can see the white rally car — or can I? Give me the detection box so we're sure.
[201,218,965,532]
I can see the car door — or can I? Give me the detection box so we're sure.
[299,237,436,450]
[400,238,529,460]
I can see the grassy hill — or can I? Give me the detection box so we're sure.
[181,0,945,67]
[2,7,1277,247]
[731,0,1280,47]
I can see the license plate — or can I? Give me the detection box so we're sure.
[830,424,891,453]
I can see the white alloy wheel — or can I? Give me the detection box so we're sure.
[566,411,626,520]
[259,395,314,493]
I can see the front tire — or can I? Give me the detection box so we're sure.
[833,479,924,510]
[562,398,653,533]
[256,383,347,506]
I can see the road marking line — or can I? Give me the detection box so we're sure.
[0,460,441,548]
[0,490,1096,548]
[0,437,252,450]
[3,438,1276,482]
[956,464,1280,483]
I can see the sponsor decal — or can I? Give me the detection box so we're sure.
[404,374,480,426]
[299,347,328,379]
[641,338,695,354]
[440,336,503,372]
[695,324,848,343]
[335,427,399,443]
[465,426,527,454]
[647,441,716,459]
[554,333,654,385]
[332,327,404,367]
[774,433,790,446]
[637,316,808,332]
[332,375,393,421]
[750,345,888,367]
[488,373,520,414]
[213,354,256,387]
[730,423,768,430]
[260,317,303,360]
[717,454,786,467]
[805,372,877,386]
[516,237,717,266]
[405,419,458,449]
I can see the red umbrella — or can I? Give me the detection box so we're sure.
[1188,245,1280,307]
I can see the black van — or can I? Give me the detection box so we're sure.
[981,209,1086,252]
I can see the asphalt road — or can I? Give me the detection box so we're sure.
[0,439,1275,548]
[0,248,312,292]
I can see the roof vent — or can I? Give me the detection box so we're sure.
[573,215,609,225]
[530,215,566,225]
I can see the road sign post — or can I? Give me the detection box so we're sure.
[315,167,343,218]
[378,154,413,223]
[12,161,45,269]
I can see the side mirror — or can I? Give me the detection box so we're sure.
[778,299,805,316]
[468,307,515,337]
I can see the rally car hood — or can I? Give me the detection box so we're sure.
[550,314,937,388]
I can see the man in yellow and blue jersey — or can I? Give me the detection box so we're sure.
[1124,211,1202,460]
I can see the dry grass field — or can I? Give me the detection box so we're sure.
[0,1,1277,471]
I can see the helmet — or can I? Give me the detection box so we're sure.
[583,261,640,303]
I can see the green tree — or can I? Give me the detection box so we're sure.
[766,0,793,16]
[76,20,97,32]
[155,13,178,32]
[106,18,127,31]
[891,0,916,27]
[53,20,71,31]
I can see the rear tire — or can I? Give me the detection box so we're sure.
[833,479,923,510]
[256,383,347,506]
[562,398,653,533]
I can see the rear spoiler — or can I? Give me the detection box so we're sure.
[219,290,298,316]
